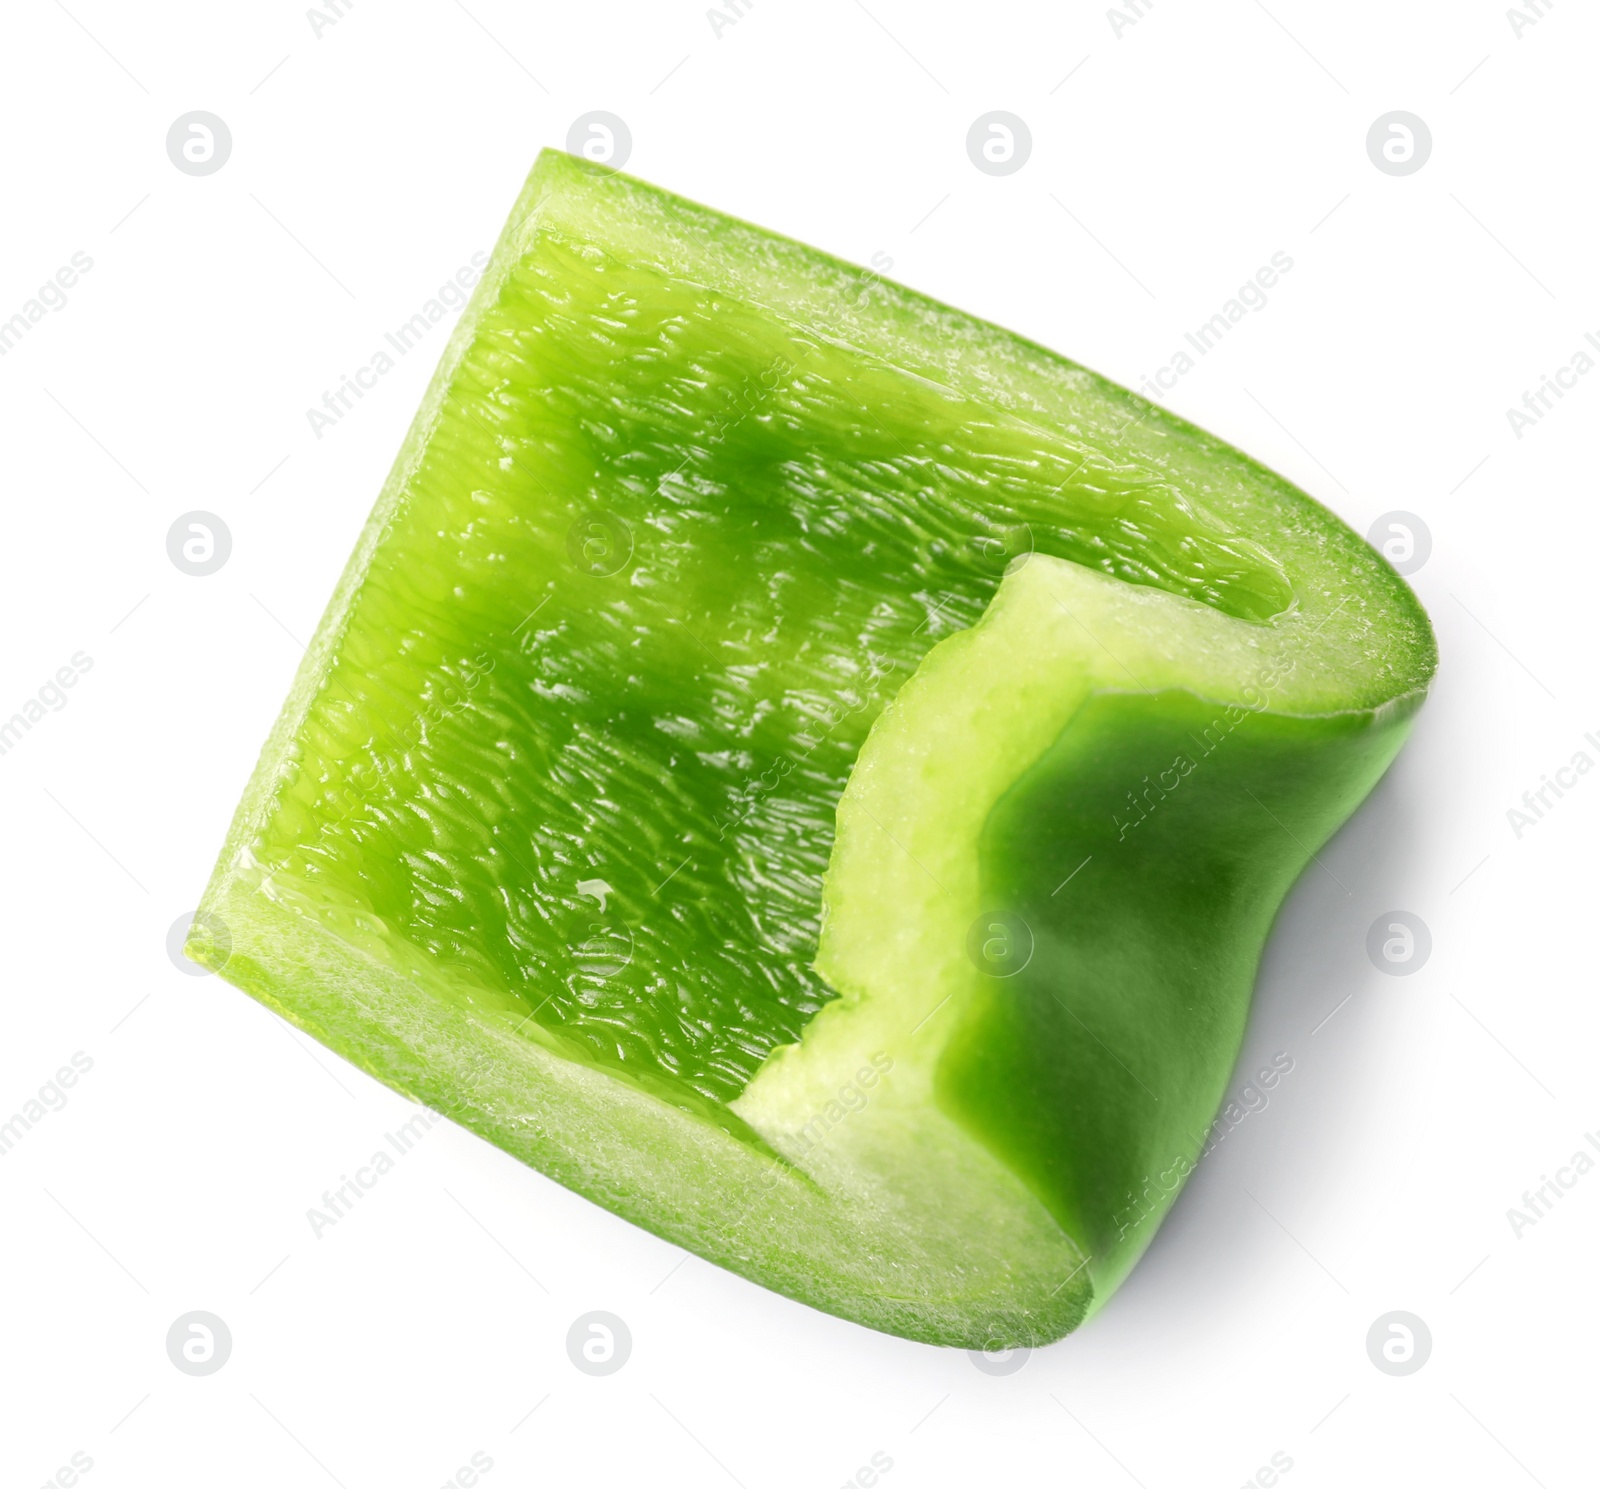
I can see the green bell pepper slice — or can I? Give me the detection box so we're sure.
[189,149,1436,1346]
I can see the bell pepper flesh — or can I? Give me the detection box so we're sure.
[189,150,1436,1345]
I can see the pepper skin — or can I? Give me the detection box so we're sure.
[189,151,1436,1346]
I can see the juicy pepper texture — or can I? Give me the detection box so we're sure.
[190,150,1436,1345]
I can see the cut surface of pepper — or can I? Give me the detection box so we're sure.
[189,150,1437,1346]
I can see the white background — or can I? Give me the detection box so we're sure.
[1,2,1594,1485]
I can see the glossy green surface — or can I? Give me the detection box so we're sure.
[944,689,1414,1299]
[191,150,1436,1345]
